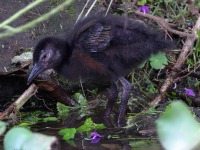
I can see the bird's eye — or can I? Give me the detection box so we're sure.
[41,53,49,61]
[42,54,47,60]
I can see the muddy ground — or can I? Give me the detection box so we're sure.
[0,0,100,72]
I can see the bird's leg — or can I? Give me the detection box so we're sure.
[104,82,119,118]
[118,77,132,127]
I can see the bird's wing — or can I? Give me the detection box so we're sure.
[75,22,112,53]
[70,15,150,54]
[69,15,113,53]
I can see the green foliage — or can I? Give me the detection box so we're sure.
[138,52,168,70]
[66,4,75,16]
[4,127,57,150]
[137,0,153,6]
[21,133,57,150]
[58,118,106,141]
[57,102,71,119]
[87,88,98,95]
[77,118,106,132]
[195,80,200,87]
[149,52,168,69]
[4,127,32,150]
[145,77,158,93]
[58,128,76,140]
[73,92,87,105]
[157,101,200,150]
[0,121,7,136]
[57,92,90,120]
[43,117,58,122]
[17,110,56,126]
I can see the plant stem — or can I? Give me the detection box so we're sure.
[0,0,73,39]
[0,0,46,28]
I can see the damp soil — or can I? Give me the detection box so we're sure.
[0,0,93,72]
[0,0,160,150]
[0,1,166,149]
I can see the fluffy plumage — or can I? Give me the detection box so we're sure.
[28,14,175,127]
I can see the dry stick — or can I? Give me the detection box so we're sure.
[135,11,200,106]
[150,15,200,106]
[0,84,38,120]
[135,11,194,38]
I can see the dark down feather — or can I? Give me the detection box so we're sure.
[28,14,175,127]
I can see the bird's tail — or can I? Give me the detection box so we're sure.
[148,38,175,54]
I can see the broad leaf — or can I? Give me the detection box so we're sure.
[58,128,76,140]
[150,52,168,69]
[157,101,200,150]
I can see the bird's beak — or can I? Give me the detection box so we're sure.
[27,63,44,85]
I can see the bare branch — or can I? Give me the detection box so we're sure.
[0,84,38,120]
[135,11,195,38]
[150,15,200,106]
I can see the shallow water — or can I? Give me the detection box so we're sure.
[35,122,162,150]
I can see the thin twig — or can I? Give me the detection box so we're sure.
[85,0,98,17]
[76,0,91,23]
[135,11,195,38]
[105,0,114,16]
[150,15,200,106]
[0,84,38,120]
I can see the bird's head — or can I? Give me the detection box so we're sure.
[27,37,66,85]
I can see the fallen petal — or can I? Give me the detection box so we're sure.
[138,6,150,13]
[185,88,196,97]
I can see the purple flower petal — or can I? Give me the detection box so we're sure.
[185,88,196,97]
[138,6,150,13]
[90,132,102,143]
[91,132,102,138]
[91,137,101,143]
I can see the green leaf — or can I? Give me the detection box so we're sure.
[0,121,6,135]
[137,0,147,5]
[77,118,93,132]
[18,122,37,127]
[57,102,70,118]
[73,93,87,105]
[95,123,106,130]
[4,127,32,150]
[43,117,58,122]
[21,133,57,150]
[76,118,106,132]
[58,128,76,140]
[157,101,200,150]
[149,52,168,69]
[4,127,58,150]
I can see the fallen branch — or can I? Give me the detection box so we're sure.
[135,11,195,38]
[150,15,200,106]
[0,84,38,120]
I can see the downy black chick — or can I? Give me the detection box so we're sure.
[28,14,175,127]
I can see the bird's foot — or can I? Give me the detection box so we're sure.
[117,116,126,127]
[103,114,117,128]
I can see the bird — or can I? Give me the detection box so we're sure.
[27,14,174,127]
